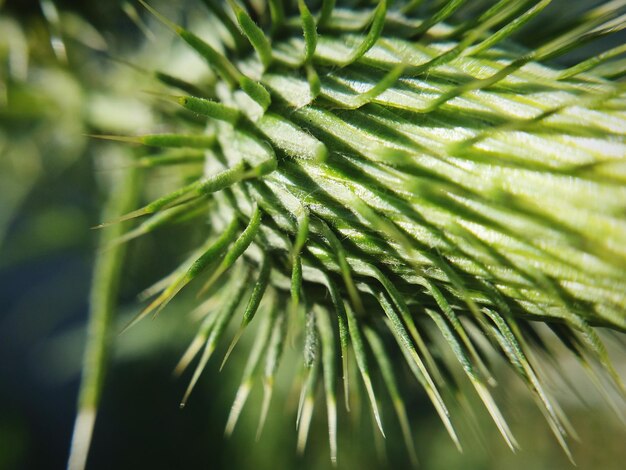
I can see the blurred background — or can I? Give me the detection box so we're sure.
[1,1,625,469]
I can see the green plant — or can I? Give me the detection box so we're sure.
[70,0,626,468]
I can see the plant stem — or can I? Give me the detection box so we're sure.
[67,155,140,470]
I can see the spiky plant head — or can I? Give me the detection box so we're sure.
[73,0,626,467]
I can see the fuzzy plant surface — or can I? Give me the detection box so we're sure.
[70,0,626,468]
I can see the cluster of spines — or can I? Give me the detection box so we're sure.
[105,0,626,465]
